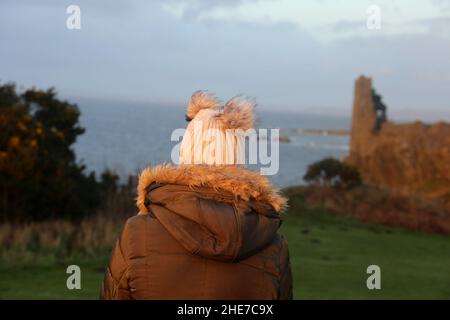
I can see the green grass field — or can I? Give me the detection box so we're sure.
[1,211,450,299]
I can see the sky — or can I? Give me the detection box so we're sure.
[1,0,450,120]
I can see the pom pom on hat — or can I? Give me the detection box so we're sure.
[185,91,255,130]
[186,91,219,121]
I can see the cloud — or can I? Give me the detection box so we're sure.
[0,0,449,116]
[161,0,258,20]
[0,0,136,17]
[161,0,450,43]
[329,20,366,33]
[433,0,450,12]
[413,16,450,36]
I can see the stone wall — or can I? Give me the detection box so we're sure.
[346,76,450,202]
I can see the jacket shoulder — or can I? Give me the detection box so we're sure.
[125,214,148,229]
[116,215,147,259]
[122,215,150,242]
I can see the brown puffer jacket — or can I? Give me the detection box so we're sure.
[100,164,293,300]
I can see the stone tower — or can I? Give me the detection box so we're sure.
[346,75,450,205]
[348,75,376,161]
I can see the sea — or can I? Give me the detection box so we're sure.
[73,98,350,187]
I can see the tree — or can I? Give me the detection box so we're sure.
[0,83,101,222]
[304,157,362,188]
[372,88,387,132]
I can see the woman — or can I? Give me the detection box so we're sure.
[101,91,292,299]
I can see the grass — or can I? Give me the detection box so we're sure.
[0,255,108,299]
[281,212,450,299]
[1,195,450,299]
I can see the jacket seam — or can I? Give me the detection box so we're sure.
[144,215,149,299]
[231,203,242,262]
[277,238,282,299]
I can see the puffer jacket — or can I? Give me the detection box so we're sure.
[100,164,293,300]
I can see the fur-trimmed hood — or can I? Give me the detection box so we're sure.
[135,164,288,262]
[136,164,287,214]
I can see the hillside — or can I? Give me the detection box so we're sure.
[1,190,449,299]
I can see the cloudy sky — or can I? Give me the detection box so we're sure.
[1,0,449,120]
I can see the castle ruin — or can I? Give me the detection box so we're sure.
[346,76,450,203]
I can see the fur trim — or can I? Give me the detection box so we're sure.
[219,97,255,130]
[136,164,288,214]
[186,91,219,120]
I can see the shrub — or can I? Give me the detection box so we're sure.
[0,83,116,222]
[303,157,362,188]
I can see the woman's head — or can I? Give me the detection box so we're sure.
[179,91,256,166]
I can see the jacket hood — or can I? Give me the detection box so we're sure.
[136,164,288,262]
